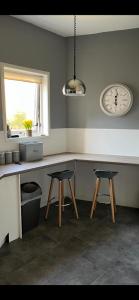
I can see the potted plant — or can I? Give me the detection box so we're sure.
[23,119,33,137]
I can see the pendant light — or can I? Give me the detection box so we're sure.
[62,15,86,96]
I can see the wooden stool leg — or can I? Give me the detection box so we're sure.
[73,163,76,198]
[112,179,116,213]
[45,178,54,219]
[90,178,100,218]
[58,181,62,227]
[109,179,115,223]
[61,181,64,212]
[68,179,79,219]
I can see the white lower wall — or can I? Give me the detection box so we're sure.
[67,128,139,156]
[1,128,139,157]
[0,128,67,155]
[43,128,67,155]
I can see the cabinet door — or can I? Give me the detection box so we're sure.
[0,175,21,247]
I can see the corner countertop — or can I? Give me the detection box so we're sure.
[0,152,139,179]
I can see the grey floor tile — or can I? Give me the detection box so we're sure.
[91,264,139,285]
[0,201,139,285]
[35,256,104,285]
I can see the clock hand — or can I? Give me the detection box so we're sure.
[114,89,119,106]
[114,94,118,106]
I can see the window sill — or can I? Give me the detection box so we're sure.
[5,134,49,143]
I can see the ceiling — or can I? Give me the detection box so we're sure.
[12,15,139,37]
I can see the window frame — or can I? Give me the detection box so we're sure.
[0,62,50,141]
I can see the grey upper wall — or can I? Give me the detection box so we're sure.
[66,28,139,128]
[0,15,67,129]
[1,17,139,130]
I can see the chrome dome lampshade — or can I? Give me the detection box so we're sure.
[62,15,86,96]
[62,78,86,96]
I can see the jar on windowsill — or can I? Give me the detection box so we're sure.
[26,130,32,137]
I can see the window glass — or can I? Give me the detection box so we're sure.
[2,64,49,138]
[5,79,39,136]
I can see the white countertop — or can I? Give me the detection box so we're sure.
[0,152,139,179]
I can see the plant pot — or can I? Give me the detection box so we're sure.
[26,129,32,137]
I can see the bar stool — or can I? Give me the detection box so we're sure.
[45,170,79,227]
[90,169,118,223]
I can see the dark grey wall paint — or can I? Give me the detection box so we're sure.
[66,29,139,128]
[1,17,139,130]
[0,15,67,129]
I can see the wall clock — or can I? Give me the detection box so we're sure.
[100,83,133,116]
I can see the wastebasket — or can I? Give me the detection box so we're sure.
[21,182,42,234]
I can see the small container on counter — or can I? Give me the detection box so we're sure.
[12,150,20,163]
[0,152,5,165]
[5,151,12,164]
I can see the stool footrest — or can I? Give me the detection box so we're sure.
[55,202,71,207]
[97,193,110,197]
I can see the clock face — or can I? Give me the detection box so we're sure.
[100,84,133,116]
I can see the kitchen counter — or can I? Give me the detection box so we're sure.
[1,152,139,179]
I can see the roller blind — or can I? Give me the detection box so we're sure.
[4,70,42,84]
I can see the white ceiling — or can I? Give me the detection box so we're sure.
[12,15,139,37]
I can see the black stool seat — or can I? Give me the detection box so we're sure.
[48,169,74,181]
[93,169,118,179]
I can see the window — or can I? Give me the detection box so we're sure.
[0,63,50,138]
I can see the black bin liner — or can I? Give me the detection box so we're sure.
[21,182,42,234]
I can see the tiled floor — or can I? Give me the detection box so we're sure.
[0,200,139,285]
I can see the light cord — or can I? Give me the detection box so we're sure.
[73,15,76,79]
